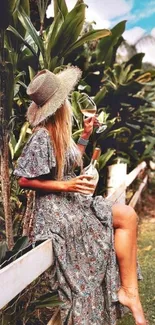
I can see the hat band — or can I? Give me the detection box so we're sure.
[39,86,59,107]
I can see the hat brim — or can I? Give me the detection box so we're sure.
[27,66,82,127]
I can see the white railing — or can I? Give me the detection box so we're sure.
[107,161,148,205]
[0,240,53,309]
[0,162,147,311]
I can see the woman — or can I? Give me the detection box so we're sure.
[14,67,147,325]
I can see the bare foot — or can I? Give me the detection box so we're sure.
[118,287,148,325]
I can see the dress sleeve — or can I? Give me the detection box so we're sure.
[14,128,56,178]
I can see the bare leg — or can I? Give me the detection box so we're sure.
[112,204,147,325]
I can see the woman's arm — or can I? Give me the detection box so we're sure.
[77,130,90,155]
[77,116,99,155]
[18,175,95,195]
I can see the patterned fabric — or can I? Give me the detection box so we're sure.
[14,128,127,324]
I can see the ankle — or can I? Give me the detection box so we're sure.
[118,287,147,325]
[120,286,139,299]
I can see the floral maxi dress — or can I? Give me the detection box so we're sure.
[14,128,126,325]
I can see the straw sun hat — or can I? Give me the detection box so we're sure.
[26,66,82,127]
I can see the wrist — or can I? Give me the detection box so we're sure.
[59,181,66,192]
[80,132,90,140]
[77,137,89,146]
[59,180,69,192]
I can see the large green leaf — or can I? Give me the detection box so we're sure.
[53,0,68,18]
[9,0,18,15]
[104,67,118,88]
[0,237,30,269]
[46,12,64,62]
[116,81,144,96]
[13,122,30,159]
[64,29,111,57]
[30,291,62,308]
[9,132,17,160]
[10,0,30,39]
[97,20,126,66]
[72,129,84,140]
[94,87,107,106]
[126,53,145,70]
[126,122,141,130]
[141,137,155,159]
[115,64,137,85]
[125,69,141,84]
[32,301,61,308]
[7,26,39,59]
[50,2,86,57]
[98,149,116,170]
[20,0,30,16]
[0,61,14,121]
[17,7,46,65]
[12,236,29,253]
[0,242,8,264]
[107,127,131,138]
[71,91,83,123]
[140,108,155,114]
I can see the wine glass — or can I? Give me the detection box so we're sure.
[77,93,107,133]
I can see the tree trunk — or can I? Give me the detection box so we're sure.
[22,190,34,237]
[0,131,14,249]
[0,26,14,249]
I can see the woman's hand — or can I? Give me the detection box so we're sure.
[82,116,100,139]
[64,175,95,195]
[77,116,100,155]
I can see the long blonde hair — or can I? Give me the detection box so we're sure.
[44,100,81,179]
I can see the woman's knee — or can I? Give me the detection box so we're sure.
[112,203,138,229]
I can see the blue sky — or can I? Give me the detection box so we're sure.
[125,0,155,32]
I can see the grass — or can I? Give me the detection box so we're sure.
[118,217,155,324]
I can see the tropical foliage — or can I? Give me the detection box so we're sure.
[0,0,111,247]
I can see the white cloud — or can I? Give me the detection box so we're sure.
[122,27,155,65]
[85,0,133,20]
[136,32,155,65]
[151,28,155,38]
[123,27,146,45]
[47,0,133,28]
[46,2,53,18]
[85,10,110,29]
[137,45,155,66]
